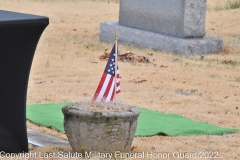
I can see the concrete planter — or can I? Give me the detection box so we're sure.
[62,102,140,154]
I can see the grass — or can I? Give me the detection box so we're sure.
[46,57,50,68]
[225,0,240,9]
[214,0,240,10]
[236,77,240,82]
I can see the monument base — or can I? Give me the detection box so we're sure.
[100,22,223,56]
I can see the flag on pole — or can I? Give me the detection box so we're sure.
[92,44,120,102]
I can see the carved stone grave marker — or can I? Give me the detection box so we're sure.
[100,0,222,56]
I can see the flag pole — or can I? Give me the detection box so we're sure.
[114,28,118,103]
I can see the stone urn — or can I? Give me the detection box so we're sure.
[62,102,140,154]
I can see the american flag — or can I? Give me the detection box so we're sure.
[92,44,120,102]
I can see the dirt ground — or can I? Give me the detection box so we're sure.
[1,0,240,159]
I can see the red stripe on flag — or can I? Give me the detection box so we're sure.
[116,90,121,94]
[103,75,114,100]
[116,73,120,78]
[92,73,107,101]
[116,71,120,94]
[110,87,115,101]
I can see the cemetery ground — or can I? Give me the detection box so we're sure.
[1,0,240,159]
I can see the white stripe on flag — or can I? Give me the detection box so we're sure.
[116,78,120,83]
[96,74,111,101]
[105,80,115,102]
[116,86,120,91]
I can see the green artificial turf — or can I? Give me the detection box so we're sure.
[26,102,238,136]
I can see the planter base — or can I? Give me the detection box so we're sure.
[62,102,140,153]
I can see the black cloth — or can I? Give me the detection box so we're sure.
[0,10,49,153]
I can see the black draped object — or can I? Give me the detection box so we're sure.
[0,10,49,153]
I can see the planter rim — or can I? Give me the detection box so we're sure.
[62,102,140,118]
